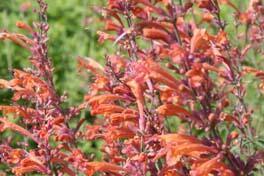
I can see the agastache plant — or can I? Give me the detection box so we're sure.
[0,0,264,176]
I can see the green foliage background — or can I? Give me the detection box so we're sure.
[0,0,263,175]
[0,0,110,105]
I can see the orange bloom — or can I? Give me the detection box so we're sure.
[12,157,47,175]
[143,28,171,43]
[166,144,217,166]
[156,104,191,119]
[127,79,145,131]
[144,58,180,90]
[78,56,104,75]
[190,156,234,176]
[16,21,34,33]
[190,28,212,53]
[91,104,124,116]
[0,32,33,50]
[87,94,126,107]
[0,118,38,143]
[86,162,124,176]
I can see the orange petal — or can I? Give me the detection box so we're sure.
[78,56,104,75]
[143,28,171,43]
[0,118,38,143]
[190,156,234,176]
[0,32,32,50]
[190,29,212,53]
[87,94,126,106]
[159,133,201,145]
[156,104,191,118]
[91,104,124,116]
[86,162,124,176]
[16,21,34,33]
[12,157,47,175]
[127,79,145,131]
[145,58,180,90]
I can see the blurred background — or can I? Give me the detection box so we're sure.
[0,0,263,150]
[0,0,111,106]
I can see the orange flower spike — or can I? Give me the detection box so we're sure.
[97,31,115,44]
[12,157,47,175]
[110,126,136,140]
[90,75,110,94]
[202,12,215,23]
[16,21,34,33]
[166,144,217,166]
[0,32,31,50]
[122,108,139,115]
[13,165,46,176]
[105,20,122,32]
[127,79,145,132]
[202,63,219,72]
[86,162,124,176]
[0,79,12,89]
[109,113,138,125]
[91,104,124,116]
[0,118,38,143]
[156,104,191,119]
[87,94,126,107]
[159,133,201,145]
[190,156,234,176]
[190,29,212,53]
[145,58,180,90]
[132,6,148,19]
[7,149,26,164]
[59,166,76,176]
[169,143,217,158]
[77,56,104,75]
[143,28,171,43]
[0,105,28,119]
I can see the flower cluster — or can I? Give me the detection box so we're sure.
[0,0,264,176]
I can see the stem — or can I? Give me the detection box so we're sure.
[171,1,183,45]
[173,20,182,45]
